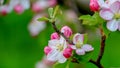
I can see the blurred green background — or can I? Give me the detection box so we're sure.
[0,7,120,68]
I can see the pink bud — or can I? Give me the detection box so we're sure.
[44,46,52,55]
[90,0,99,12]
[63,48,72,58]
[14,4,24,14]
[32,3,43,13]
[50,32,59,40]
[61,26,72,38]
[48,0,57,7]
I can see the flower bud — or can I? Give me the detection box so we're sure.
[50,32,59,40]
[90,0,99,12]
[61,26,72,38]
[14,4,24,14]
[44,46,52,55]
[63,48,72,58]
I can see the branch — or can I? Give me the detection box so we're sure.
[89,27,106,68]
[51,21,74,44]
[97,27,106,64]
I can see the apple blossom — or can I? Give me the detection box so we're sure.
[99,1,120,31]
[47,36,68,63]
[71,33,94,55]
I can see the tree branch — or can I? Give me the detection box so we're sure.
[89,27,106,68]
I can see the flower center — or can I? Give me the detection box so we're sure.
[114,13,120,19]
[75,41,82,48]
[56,44,64,51]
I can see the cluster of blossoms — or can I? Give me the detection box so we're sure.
[44,26,94,63]
[90,0,120,32]
[0,0,57,15]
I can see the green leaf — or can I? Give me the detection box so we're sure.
[79,15,97,26]
[83,34,88,44]
[53,6,59,18]
[37,17,49,21]
[93,12,105,24]
[48,8,54,18]
[79,12,105,26]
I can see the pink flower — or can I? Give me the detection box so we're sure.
[61,26,72,38]
[14,4,24,14]
[51,32,59,40]
[99,1,120,31]
[44,46,52,55]
[63,48,72,58]
[71,33,94,55]
[90,0,99,12]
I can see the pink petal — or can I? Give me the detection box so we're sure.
[82,44,94,52]
[100,9,114,20]
[110,1,120,13]
[73,33,84,44]
[107,19,119,31]
[76,49,85,55]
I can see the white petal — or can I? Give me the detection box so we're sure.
[57,52,67,63]
[70,45,77,49]
[76,49,85,55]
[110,1,120,13]
[73,33,84,44]
[47,49,59,62]
[107,19,119,31]
[100,9,114,20]
[48,39,59,48]
[82,44,94,52]
[98,0,109,8]
[59,36,67,49]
